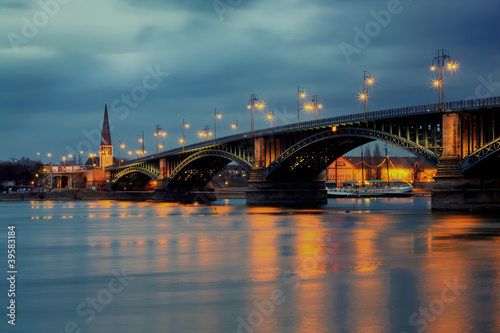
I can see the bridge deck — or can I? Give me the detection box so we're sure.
[109,96,499,170]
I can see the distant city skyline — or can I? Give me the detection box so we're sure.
[1,0,499,161]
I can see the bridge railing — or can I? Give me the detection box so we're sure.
[112,96,500,169]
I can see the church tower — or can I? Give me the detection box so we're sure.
[99,102,113,169]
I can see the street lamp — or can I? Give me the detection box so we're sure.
[198,125,212,141]
[297,86,306,129]
[62,156,66,166]
[247,94,264,135]
[214,109,222,143]
[266,110,275,128]
[358,70,374,120]
[154,125,167,156]
[89,153,97,166]
[231,120,238,135]
[304,95,323,125]
[181,119,189,151]
[119,142,126,166]
[430,49,459,112]
[47,153,53,188]
[137,132,145,158]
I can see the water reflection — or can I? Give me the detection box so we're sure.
[1,198,499,332]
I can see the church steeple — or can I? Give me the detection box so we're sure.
[101,102,112,146]
[99,102,114,169]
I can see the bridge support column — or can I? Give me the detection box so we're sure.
[432,113,500,210]
[246,138,327,205]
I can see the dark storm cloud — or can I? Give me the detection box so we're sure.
[0,0,498,160]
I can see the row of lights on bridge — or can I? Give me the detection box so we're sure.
[43,50,458,162]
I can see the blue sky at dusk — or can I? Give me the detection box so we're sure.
[0,0,499,161]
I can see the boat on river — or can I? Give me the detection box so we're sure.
[326,180,413,197]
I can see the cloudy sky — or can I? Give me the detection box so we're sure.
[0,0,499,162]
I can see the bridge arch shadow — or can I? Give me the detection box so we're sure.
[265,127,440,180]
[166,149,253,188]
[111,166,159,191]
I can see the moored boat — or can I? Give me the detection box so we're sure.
[326,180,413,197]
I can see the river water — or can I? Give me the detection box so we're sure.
[0,198,499,333]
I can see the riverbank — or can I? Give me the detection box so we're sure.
[0,188,247,202]
[0,190,154,201]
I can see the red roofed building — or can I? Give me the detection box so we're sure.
[326,156,437,185]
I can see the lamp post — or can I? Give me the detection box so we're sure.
[119,142,125,166]
[247,94,264,135]
[89,153,97,166]
[154,125,166,156]
[137,132,145,158]
[297,86,306,129]
[181,119,189,151]
[214,109,222,143]
[266,110,275,128]
[199,126,212,141]
[430,49,458,112]
[305,95,323,125]
[359,70,374,120]
[231,120,238,135]
[47,153,53,188]
[89,153,97,188]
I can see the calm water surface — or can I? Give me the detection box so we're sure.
[1,198,500,333]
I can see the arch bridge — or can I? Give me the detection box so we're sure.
[107,97,500,208]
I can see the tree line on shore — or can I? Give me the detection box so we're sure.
[0,158,42,188]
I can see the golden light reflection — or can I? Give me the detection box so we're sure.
[295,227,330,277]
[348,276,389,332]
[418,216,474,333]
[352,221,384,272]
[248,212,278,282]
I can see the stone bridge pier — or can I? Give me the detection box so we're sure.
[432,112,500,211]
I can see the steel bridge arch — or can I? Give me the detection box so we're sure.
[165,149,253,186]
[111,165,159,185]
[265,127,440,178]
[460,137,500,174]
